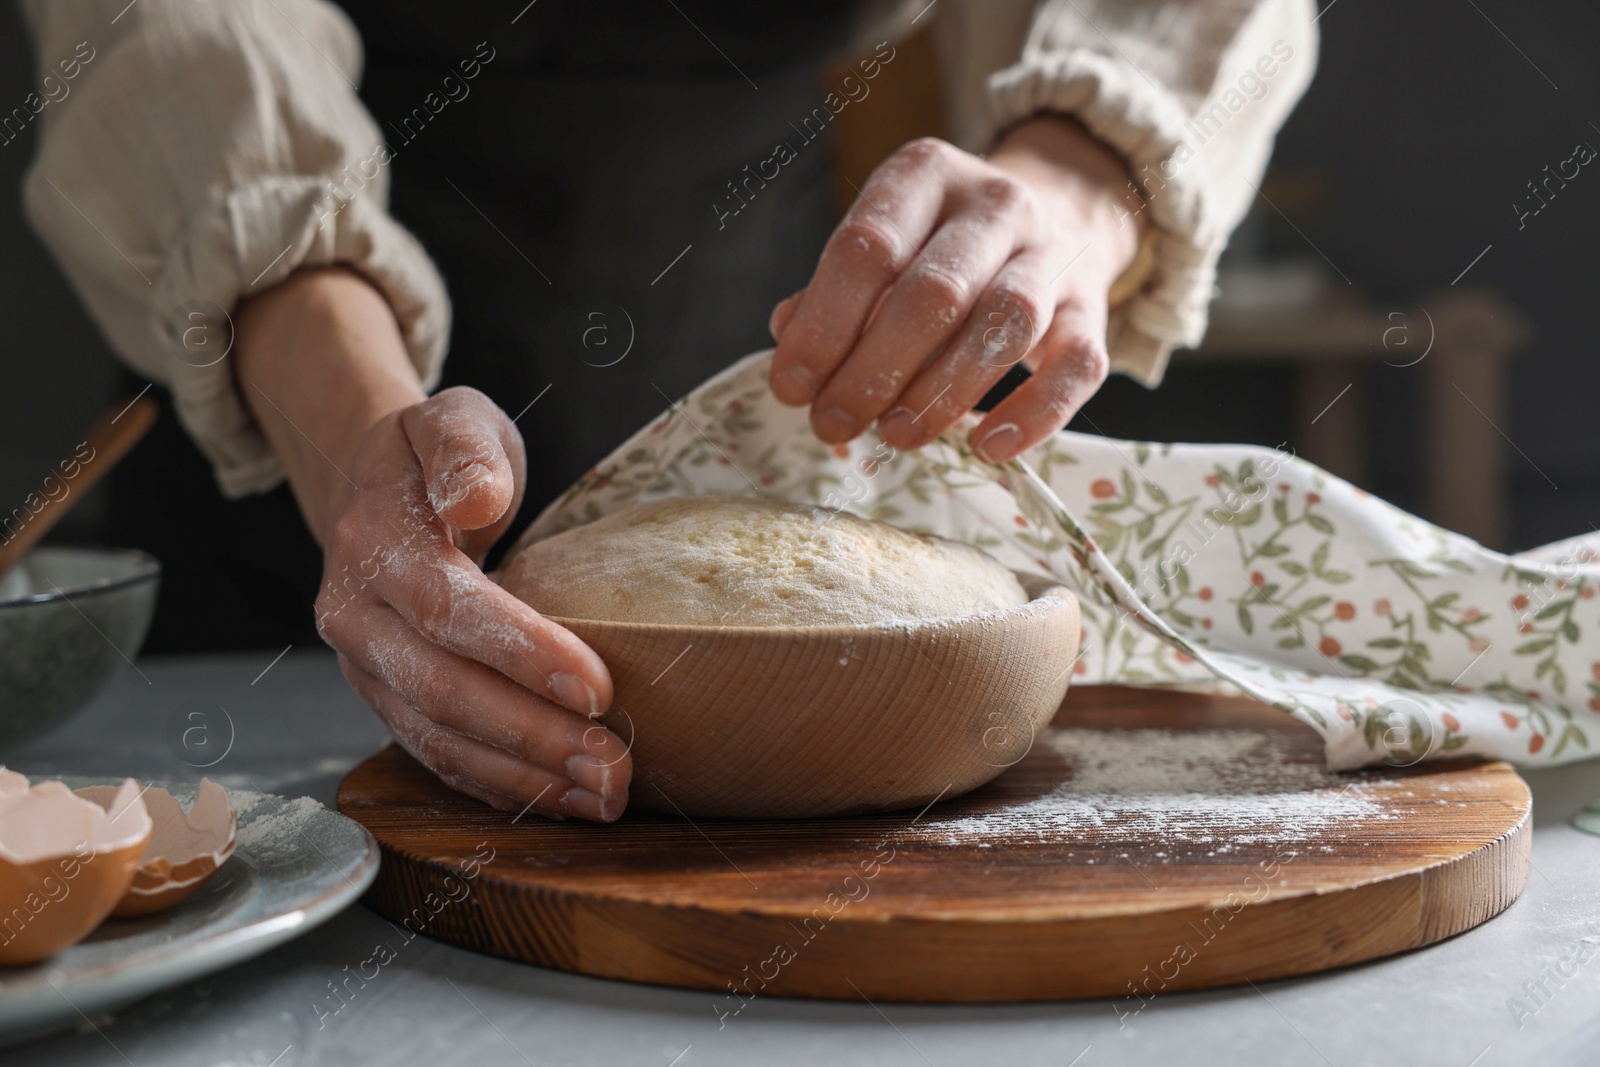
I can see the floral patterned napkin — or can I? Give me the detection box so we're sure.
[516,350,1600,771]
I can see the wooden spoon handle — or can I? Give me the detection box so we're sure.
[0,393,159,582]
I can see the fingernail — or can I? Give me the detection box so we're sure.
[772,363,819,403]
[974,423,1021,463]
[565,753,615,796]
[438,461,493,509]
[551,672,599,717]
[813,405,859,442]
[559,786,620,822]
[877,407,926,446]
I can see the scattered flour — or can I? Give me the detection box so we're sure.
[907,728,1392,848]
[233,795,326,853]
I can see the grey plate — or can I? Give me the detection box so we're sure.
[0,779,379,1046]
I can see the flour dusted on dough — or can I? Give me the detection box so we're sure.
[497,495,1030,626]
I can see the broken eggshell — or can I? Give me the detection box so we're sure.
[0,773,151,965]
[75,778,236,917]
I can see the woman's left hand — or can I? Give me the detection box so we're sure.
[767,115,1145,463]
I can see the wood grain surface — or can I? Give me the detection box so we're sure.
[537,575,1077,818]
[337,686,1531,1003]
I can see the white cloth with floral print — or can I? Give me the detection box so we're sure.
[514,350,1600,771]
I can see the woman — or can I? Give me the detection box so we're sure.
[19,0,1315,820]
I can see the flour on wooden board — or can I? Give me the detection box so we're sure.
[907,728,1393,850]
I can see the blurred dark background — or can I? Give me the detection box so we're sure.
[2,0,1596,655]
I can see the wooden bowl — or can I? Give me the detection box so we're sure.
[548,574,1079,818]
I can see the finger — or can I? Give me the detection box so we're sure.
[340,657,626,822]
[878,252,1054,448]
[806,197,1028,444]
[330,598,630,784]
[971,295,1111,463]
[768,289,804,343]
[768,139,962,406]
[328,490,614,718]
[402,386,525,533]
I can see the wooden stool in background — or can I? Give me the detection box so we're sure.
[1192,287,1528,551]
[827,29,947,209]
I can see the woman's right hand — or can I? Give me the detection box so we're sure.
[237,267,631,822]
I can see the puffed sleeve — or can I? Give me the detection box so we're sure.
[925,0,1319,385]
[19,0,451,497]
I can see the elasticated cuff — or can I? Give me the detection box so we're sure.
[149,182,451,498]
[970,52,1228,387]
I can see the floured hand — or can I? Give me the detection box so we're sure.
[236,267,630,822]
[767,116,1145,464]
[319,389,630,821]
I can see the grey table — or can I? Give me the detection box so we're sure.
[6,650,1600,1067]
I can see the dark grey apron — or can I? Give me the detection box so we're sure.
[351,0,855,508]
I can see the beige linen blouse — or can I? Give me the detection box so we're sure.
[19,0,1317,497]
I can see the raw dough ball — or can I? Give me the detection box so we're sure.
[497,495,1030,626]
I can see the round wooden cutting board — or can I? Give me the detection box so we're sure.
[337,686,1531,1003]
